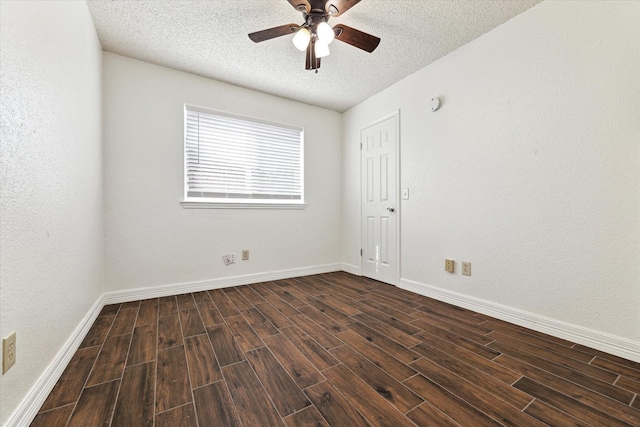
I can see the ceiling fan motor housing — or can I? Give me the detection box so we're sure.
[302,10,330,31]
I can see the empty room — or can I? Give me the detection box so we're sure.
[1,0,639,426]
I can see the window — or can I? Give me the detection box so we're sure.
[182,105,304,209]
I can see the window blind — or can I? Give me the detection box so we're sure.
[185,106,303,202]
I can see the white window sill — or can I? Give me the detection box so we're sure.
[181,201,306,210]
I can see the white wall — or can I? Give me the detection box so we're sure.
[343,0,640,345]
[103,53,342,292]
[0,1,104,425]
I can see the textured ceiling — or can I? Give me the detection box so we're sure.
[86,0,542,112]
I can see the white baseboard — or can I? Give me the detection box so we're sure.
[340,263,360,276]
[400,278,640,363]
[103,263,342,304]
[12,267,637,427]
[5,295,105,427]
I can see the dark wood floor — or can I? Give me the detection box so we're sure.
[31,272,640,426]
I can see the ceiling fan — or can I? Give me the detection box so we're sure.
[248,0,380,72]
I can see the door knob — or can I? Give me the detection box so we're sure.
[387,207,395,212]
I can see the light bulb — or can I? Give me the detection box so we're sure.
[315,40,330,58]
[317,22,335,44]
[292,28,311,51]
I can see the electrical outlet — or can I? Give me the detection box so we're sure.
[462,262,471,276]
[445,259,454,273]
[222,254,236,265]
[3,332,16,374]
[242,250,249,261]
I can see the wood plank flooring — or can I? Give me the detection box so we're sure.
[31,272,640,426]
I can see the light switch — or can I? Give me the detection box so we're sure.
[402,188,409,200]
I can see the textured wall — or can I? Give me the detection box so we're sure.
[103,53,342,291]
[343,1,640,341]
[0,1,104,424]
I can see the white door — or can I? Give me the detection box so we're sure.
[361,114,398,285]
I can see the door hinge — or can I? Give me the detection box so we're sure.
[360,143,362,150]
[360,249,363,256]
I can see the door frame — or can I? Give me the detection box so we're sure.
[359,110,401,286]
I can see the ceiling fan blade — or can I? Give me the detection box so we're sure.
[287,0,310,13]
[333,24,380,53]
[248,24,299,43]
[326,0,361,16]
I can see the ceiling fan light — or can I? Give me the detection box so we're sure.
[315,40,330,58]
[317,22,335,44]
[292,28,311,51]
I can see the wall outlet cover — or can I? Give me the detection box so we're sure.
[445,259,454,273]
[3,332,16,374]
[242,250,249,260]
[222,254,235,265]
[462,262,471,276]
